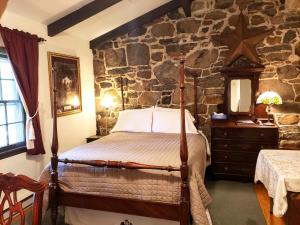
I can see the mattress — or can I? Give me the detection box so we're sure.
[40,132,212,225]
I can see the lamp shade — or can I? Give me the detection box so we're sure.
[101,95,115,108]
[256,91,282,105]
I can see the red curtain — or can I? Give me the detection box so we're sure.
[0,26,45,155]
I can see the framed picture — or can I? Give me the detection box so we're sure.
[48,52,82,117]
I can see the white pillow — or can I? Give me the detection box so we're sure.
[111,107,153,133]
[155,106,196,123]
[152,110,198,134]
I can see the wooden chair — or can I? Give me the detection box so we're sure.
[0,173,47,225]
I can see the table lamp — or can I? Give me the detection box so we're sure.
[101,94,115,135]
[256,91,282,126]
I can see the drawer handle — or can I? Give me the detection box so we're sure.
[223,132,227,136]
[223,144,228,148]
[261,145,264,149]
[224,167,229,171]
[224,155,228,159]
[260,133,265,137]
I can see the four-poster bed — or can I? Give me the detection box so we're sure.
[47,59,210,225]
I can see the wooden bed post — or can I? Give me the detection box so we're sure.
[50,67,59,225]
[179,59,190,225]
[193,75,199,128]
[120,76,125,110]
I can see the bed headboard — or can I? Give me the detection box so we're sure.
[118,63,200,128]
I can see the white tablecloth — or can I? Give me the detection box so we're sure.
[254,150,300,217]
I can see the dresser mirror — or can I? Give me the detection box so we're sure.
[220,67,262,118]
[230,79,252,113]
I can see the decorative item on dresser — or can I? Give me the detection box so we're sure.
[256,91,283,126]
[211,120,279,181]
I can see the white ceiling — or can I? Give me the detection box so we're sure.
[7,0,94,24]
[8,0,298,42]
[6,0,170,41]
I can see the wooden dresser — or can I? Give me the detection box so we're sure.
[211,120,279,181]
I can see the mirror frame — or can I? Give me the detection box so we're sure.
[220,67,262,118]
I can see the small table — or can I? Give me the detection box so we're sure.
[254,150,300,218]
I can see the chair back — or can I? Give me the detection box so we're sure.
[0,173,47,225]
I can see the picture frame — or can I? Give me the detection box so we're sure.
[48,52,82,117]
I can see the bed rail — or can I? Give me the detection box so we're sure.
[58,159,180,171]
[50,59,189,225]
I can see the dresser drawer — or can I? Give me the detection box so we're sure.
[213,162,255,176]
[212,150,258,163]
[212,128,278,140]
[212,141,275,152]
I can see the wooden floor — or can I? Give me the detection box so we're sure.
[254,183,286,225]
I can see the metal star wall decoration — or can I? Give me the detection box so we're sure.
[216,12,273,66]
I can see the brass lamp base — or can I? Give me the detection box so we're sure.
[264,104,274,126]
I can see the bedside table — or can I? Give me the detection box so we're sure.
[86,135,105,143]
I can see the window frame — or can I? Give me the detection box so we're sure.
[0,48,26,160]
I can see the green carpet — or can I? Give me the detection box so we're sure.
[11,207,66,225]
[206,180,266,225]
[12,180,265,225]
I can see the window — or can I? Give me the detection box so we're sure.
[0,49,26,158]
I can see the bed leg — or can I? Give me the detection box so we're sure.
[50,155,58,225]
[50,199,58,225]
[180,201,189,225]
[269,197,273,214]
[49,180,58,225]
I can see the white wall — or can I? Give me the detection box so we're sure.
[0,10,96,180]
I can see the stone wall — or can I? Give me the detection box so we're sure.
[274,113,300,148]
[93,0,300,148]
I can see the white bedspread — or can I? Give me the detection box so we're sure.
[254,150,300,217]
[40,132,212,225]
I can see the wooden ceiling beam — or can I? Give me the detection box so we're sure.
[48,0,121,37]
[90,0,181,49]
[179,0,191,17]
